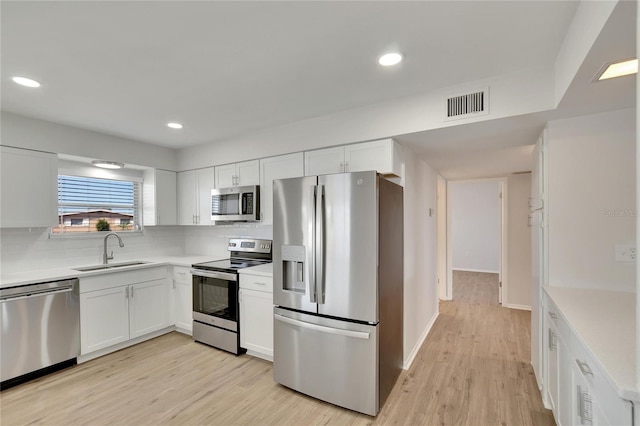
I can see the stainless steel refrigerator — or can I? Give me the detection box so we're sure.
[272,171,403,416]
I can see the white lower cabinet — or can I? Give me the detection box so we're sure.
[239,272,273,361]
[172,266,193,334]
[544,294,633,426]
[80,267,172,357]
[129,279,171,339]
[80,286,130,353]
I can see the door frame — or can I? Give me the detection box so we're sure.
[446,177,508,303]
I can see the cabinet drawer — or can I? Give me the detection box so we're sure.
[545,298,571,345]
[80,266,168,293]
[240,274,273,293]
[172,266,191,283]
[570,338,632,426]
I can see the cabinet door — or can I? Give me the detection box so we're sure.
[236,160,260,186]
[304,147,344,176]
[155,170,177,225]
[259,153,304,225]
[174,280,193,334]
[239,288,274,360]
[196,167,215,225]
[80,286,129,354]
[0,146,58,228]
[344,139,401,176]
[129,279,171,339]
[177,170,197,225]
[214,163,236,188]
[547,326,560,417]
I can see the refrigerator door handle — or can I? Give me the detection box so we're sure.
[274,314,370,340]
[315,184,325,304]
[309,185,318,303]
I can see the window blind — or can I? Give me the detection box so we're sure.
[54,175,141,233]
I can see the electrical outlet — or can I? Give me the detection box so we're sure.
[615,244,636,262]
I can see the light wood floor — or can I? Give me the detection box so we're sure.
[453,270,500,305]
[1,280,552,426]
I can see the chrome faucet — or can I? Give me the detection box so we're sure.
[103,232,125,264]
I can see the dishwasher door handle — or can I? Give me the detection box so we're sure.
[0,285,74,303]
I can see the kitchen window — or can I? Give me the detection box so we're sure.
[51,174,142,235]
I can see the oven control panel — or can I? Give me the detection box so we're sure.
[228,238,272,254]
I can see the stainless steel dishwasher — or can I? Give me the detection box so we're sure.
[1,278,80,388]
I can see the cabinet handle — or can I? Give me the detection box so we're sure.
[577,385,593,423]
[253,281,267,286]
[549,312,558,320]
[130,287,134,298]
[339,162,344,172]
[344,161,348,171]
[173,281,176,289]
[576,359,593,376]
[125,287,129,299]
[548,328,557,351]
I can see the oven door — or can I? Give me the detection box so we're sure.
[191,269,238,332]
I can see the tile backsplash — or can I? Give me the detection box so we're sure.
[0,224,273,274]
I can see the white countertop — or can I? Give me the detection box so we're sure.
[0,255,216,288]
[544,286,638,401]
[239,262,273,277]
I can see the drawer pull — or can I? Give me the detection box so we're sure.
[253,282,267,286]
[549,312,558,320]
[576,359,594,376]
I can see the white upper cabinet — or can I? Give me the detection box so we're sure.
[177,170,197,225]
[304,146,344,176]
[215,160,259,188]
[143,169,177,226]
[0,146,58,228]
[177,167,214,225]
[259,153,304,225]
[304,139,402,177]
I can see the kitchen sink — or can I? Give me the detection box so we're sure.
[73,261,150,272]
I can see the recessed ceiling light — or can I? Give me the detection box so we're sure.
[167,122,183,129]
[596,58,638,81]
[378,53,403,66]
[92,160,124,169]
[12,76,41,88]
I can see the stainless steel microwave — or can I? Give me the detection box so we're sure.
[211,185,260,222]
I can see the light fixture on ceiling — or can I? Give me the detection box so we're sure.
[12,76,41,88]
[595,58,638,81]
[92,160,124,169]
[167,122,183,129]
[378,53,403,67]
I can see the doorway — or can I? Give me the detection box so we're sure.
[446,178,507,304]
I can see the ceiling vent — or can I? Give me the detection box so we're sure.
[444,87,489,121]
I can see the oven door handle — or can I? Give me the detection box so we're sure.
[190,269,237,282]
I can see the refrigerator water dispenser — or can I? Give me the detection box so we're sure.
[281,245,306,293]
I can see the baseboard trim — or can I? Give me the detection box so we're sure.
[403,310,439,370]
[504,303,531,311]
[452,268,500,274]
[78,326,174,364]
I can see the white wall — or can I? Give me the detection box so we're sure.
[0,226,184,274]
[449,181,501,273]
[402,149,439,369]
[547,108,636,292]
[177,66,555,171]
[505,173,532,309]
[437,174,448,300]
[1,112,177,170]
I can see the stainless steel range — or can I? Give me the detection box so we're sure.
[191,238,272,354]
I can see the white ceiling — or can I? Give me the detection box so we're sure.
[2,1,579,151]
[2,1,635,180]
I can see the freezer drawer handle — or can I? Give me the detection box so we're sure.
[275,314,370,340]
